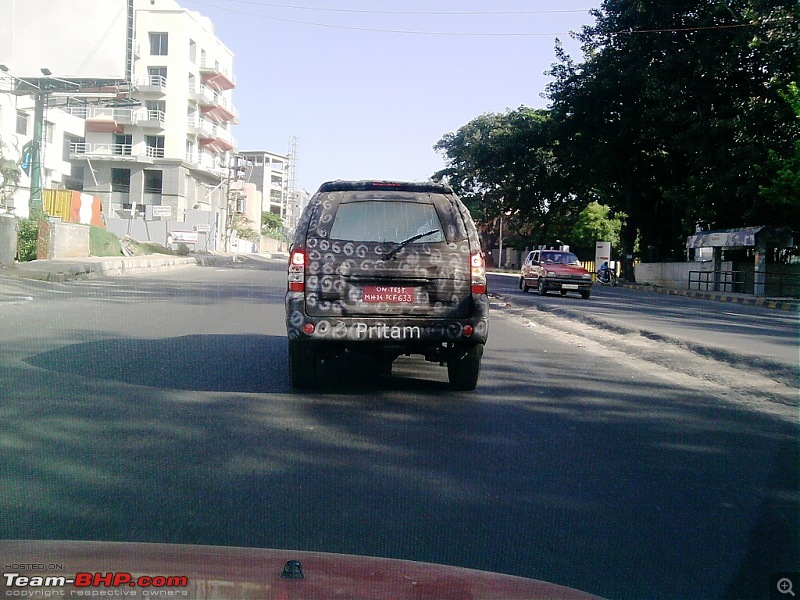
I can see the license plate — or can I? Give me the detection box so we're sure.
[562,284,579,290]
[363,286,415,303]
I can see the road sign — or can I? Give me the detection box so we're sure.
[152,205,172,217]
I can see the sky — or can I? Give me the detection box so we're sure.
[177,0,600,192]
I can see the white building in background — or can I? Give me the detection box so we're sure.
[67,0,238,248]
[0,89,84,218]
[239,150,290,220]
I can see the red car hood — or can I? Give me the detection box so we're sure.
[0,541,602,599]
[544,264,590,276]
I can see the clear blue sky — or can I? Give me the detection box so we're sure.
[179,0,599,192]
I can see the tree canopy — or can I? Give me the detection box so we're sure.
[434,0,799,275]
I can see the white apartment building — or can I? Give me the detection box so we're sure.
[0,89,85,218]
[67,0,237,247]
[239,150,290,220]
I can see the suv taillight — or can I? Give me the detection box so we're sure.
[471,252,486,294]
[288,249,305,292]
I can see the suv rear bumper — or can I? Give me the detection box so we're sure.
[286,293,489,346]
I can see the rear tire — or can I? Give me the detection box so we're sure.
[520,277,531,293]
[448,344,483,391]
[288,340,317,388]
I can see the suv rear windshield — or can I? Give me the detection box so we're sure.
[328,200,445,244]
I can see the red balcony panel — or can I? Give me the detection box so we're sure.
[85,120,125,134]
[201,71,235,91]
[200,105,235,123]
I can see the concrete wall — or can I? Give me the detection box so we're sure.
[634,261,732,288]
[38,219,90,259]
[260,236,286,253]
[0,214,17,267]
[106,211,218,252]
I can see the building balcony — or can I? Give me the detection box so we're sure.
[190,84,238,123]
[67,106,139,133]
[185,151,227,179]
[71,142,154,163]
[134,75,167,95]
[138,110,166,129]
[194,120,237,154]
[145,146,165,159]
[199,58,236,91]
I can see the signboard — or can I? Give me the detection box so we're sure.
[194,224,211,233]
[151,205,172,217]
[595,241,612,272]
[0,0,129,81]
[169,231,198,244]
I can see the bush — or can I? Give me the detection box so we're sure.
[15,209,46,262]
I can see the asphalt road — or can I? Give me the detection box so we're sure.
[488,272,798,386]
[0,257,796,600]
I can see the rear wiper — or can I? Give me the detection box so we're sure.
[381,230,439,261]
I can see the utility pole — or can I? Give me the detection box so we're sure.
[29,91,45,212]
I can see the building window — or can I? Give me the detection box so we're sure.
[65,165,84,192]
[189,39,196,63]
[44,121,55,143]
[149,32,168,56]
[111,168,131,193]
[114,134,132,156]
[16,111,28,135]
[143,170,163,194]
[145,135,165,158]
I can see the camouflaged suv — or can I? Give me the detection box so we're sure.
[286,180,489,390]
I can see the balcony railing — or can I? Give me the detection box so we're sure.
[135,75,167,92]
[146,146,165,158]
[71,142,134,157]
[199,57,237,88]
[139,110,166,127]
[66,106,138,123]
[190,84,238,121]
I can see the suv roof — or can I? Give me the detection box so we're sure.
[317,180,454,194]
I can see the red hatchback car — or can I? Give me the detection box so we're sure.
[520,249,594,299]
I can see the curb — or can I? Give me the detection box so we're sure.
[487,271,798,312]
[621,284,799,312]
[7,254,238,282]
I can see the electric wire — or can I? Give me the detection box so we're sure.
[184,0,778,37]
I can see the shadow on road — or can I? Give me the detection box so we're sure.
[26,334,291,393]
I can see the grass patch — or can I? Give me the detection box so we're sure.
[90,226,123,257]
[137,241,179,255]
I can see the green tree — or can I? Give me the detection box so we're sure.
[434,107,583,259]
[261,211,284,237]
[546,0,800,272]
[569,202,626,256]
[231,214,259,242]
[757,83,800,225]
